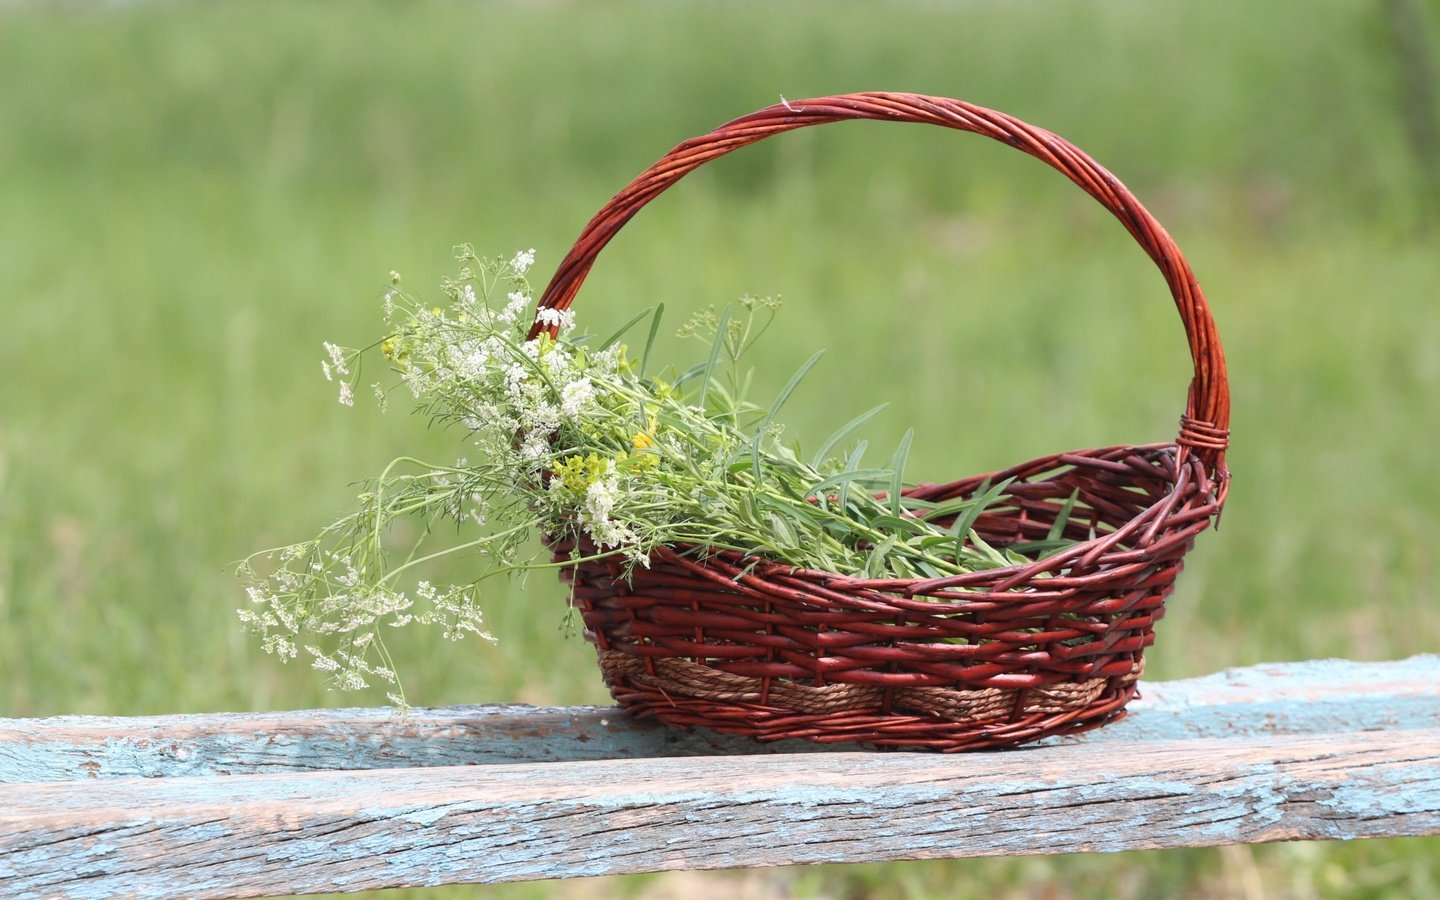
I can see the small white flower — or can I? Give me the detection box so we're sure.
[323,341,349,376]
[500,291,530,324]
[560,377,594,417]
[519,435,551,461]
[534,307,576,332]
[510,248,536,274]
[306,647,340,672]
[322,361,333,382]
[338,381,355,407]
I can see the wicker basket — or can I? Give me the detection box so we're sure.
[529,92,1230,751]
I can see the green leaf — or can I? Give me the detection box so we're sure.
[640,303,665,376]
[837,441,869,512]
[809,468,888,501]
[1047,488,1082,542]
[697,305,732,412]
[810,403,890,469]
[752,348,825,480]
[768,512,798,550]
[947,477,1016,562]
[766,350,825,425]
[918,494,990,522]
[888,427,913,516]
[868,514,936,537]
[865,536,898,578]
[966,528,1011,568]
[913,559,947,579]
[1009,539,1073,555]
[598,307,654,352]
[670,362,709,391]
[897,496,941,511]
[945,480,989,540]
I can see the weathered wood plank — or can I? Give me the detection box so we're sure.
[2,655,1435,783]
[2,727,1437,898]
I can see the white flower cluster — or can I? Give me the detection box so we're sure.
[534,306,576,332]
[238,547,497,697]
[321,341,358,405]
[414,580,495,642]
[237,546,407,692]
[246,247,676,704]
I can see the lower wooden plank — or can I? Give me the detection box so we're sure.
[2,655,1436,782]
[2,728,1438,898]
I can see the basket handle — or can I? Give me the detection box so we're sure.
[531,92,1230,484]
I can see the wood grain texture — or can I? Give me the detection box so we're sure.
[2,729,1437,898]
[3,655,1436,783]
[1,657,1437,898]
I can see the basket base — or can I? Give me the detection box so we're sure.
[599,650,1142,752]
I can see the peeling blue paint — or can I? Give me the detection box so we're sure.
[1,659,1438,897]
[4,656,1436,784]
[1320,777,1440,819]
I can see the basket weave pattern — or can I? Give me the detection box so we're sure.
[533,93,1230,751]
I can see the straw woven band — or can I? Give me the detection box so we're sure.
[599,651,1143,724]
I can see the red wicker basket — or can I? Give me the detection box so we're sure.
[529,92,1230,751]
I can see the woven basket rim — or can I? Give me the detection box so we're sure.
[550,441,1218,618]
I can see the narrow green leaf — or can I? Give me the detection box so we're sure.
[946,480,991,540]
[810,402,889,469]
[865,536,898,578]
[598,307,653,352]
[670,362,709,391]
[640,303,665,376]
[948,477,1016,561]
[897,496,941,511]
[837,441,868,512]
[752,349,825,481]
[1009,539,1075,556]
[914,559,947,579]
[888,428,914,516]
[917,534,959,552]
[1047,488,1082,542]
[697,305,732,411]
[967,528,1011,567]
[809,468,888,500]
[890,556,918,579]
[918,494,993,522]
[868,514,936,537]
[766,350,826,425]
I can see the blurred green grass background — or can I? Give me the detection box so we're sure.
[2,1,1438,897]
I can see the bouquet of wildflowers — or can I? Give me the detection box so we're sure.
[240,246,1074,703]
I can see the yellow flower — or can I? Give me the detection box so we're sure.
[550,453,608,495]
[632,415,658,451]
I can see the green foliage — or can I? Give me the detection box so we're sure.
[241,263,1062,702]
[2,1,1437,897]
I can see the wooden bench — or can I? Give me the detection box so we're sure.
[2,656,1437,898]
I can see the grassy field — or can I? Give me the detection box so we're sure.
[2,1,1438,897]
